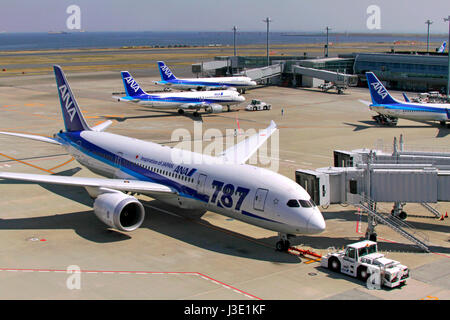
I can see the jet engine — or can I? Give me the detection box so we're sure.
[93,192,145,232]
[208,104,223,113]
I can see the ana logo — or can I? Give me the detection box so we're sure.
[371,82,388,99]
[59,84,77,122]
[124,76,140,93]
[160,65,173,78]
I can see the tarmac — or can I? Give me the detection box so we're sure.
[0,64,449,300]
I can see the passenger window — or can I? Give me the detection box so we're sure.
[287,199,300,207]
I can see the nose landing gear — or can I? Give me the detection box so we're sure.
[276,233,294,252]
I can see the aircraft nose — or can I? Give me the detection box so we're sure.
[307,210,326,234]
[238,95,246,102]
[250,81,257,86]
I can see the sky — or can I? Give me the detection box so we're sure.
[1,0,449,33]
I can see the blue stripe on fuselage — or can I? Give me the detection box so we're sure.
[373,103,448,114]
[128,94,234,104]
[167,79,248,87]
[57,132,285,226]
[58,132,209,203]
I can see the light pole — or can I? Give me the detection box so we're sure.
[445,15,450,97]
[425,20,433,53]
[232,26,237,56]
[263,17,272,66]
[325,26,331,57]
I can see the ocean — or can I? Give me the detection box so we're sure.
[0,31,447,51]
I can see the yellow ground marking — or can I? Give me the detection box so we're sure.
[0,153,55,174]
[23,103,45,107]
[48,157,75,171]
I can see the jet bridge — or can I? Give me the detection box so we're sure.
[295,136,450,252]
[239,63,283,82]
[292,65,358,93]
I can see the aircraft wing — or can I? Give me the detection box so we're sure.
[358,99,371,106]
[0,131,62,145]
[0,172,175,196]
[91,120,113,132]
[219,120,277,164]
[113,95,141,102]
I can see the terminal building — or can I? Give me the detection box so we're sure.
[193,51,449,93]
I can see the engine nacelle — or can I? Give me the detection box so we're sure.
[208,104,223,113]
[93,192,145,232]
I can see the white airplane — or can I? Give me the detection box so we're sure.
[362,72,450,127]
[117,71,245,117]
[0,65,325,251]
[154,61,257,93]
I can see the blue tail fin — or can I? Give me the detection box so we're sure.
[121,71,146,97]
[438,41,447,53]
[157,61,177,81]
[53,65,91,132]
[366,72,398,105]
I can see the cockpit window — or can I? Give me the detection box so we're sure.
[299,199,314,208]
[287,199,300,207]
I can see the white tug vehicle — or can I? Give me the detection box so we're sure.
[245,99,272,111]
[320,240,409,288]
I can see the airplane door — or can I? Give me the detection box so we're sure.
[114,152,123,178]
[254,188,268,211]
[197,174,207,194]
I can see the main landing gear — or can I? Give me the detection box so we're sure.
[391,202,407,220]
[276,233,294,252]
[373,114,398,126]
[439,121,450,128]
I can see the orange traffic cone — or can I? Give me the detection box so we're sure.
[439,214,445,221]
[445,212,448,218]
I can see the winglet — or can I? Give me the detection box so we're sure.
[53,65,91,132]
[402,93,410,102]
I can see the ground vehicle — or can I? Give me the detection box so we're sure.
[245,99,271,111]
[318,82,346,94]
[320,240,409,288]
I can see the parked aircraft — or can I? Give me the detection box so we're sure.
[0,65,325,251]
[154,61,257,93]
[117,71,245,117]
[364,72,450,127]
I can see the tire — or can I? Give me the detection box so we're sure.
[276,241,285,252]
[253,107,257,111]
[329,257,341,272]
[399,211,407,220]
[275,240,290,252]
[369,233,377,242]
[357,267,369,281]
[263,106,268,110]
